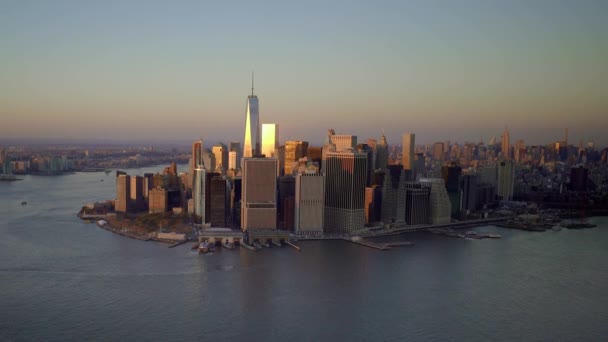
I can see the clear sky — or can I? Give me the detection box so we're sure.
[1,0,607,147]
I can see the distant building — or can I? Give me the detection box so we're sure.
[364,186,382,225]
[149,188,168,214]
[381,165,406,224]
[329,132,357,152]
[284,141,309,176]
[278,175,296,230]
[497,160,514,200]
[228,151,238,172]
[210,177,228,227]
[570,166,588,192]
[241,158,278,230]
[115,174,130,213]
[295,172,325,235]
[229,141,241,170]
[402,133,415,172]
[461,175,478,211]
[375,134,389,170]
[324,150,367,234]
[193,167,207,222]
[433,142,445,161]
[243,77,260,158]
[419,178,451,224]
[404,182,431,225]
[442,162,462,217]
[212,143,228,175]
[261,123,279,158]
[501,127,511,160]
[130,175,145,211]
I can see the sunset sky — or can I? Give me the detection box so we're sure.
[1,0,607,146]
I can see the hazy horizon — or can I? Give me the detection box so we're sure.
[2,1,607,146]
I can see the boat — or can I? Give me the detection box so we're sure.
[222,242,235,249]
[562,222,596,229]
[552,226,562,231]
[487,234,501,239]
[198,241,210,254]
[21,201,27,205]
[191,243,199,250]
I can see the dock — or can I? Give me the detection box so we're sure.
[240,242,258,251]
[348,238,392,250]
[168,240,189,248]
[285,241,301,251]
[384,241,414,247]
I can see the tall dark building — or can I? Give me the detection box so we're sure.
[442,162,462,217]
[365,186,382,224]
[357,143,374,186]
[204,172,219,223]
[278,175,296,230]
[570,166,588,192]
[381,165,406,224]
[210,177,228,227]
[461,175,478,211]
[404,182,431,225]
[230,178,242,229]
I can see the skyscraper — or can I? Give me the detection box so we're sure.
[324,150,368,234]
[243,75,260,158]
[212,143,228,175]
[294,172,325,235]
[261,123,279,158]
[402,133,415,172]
[284,140,309,176]
[419,178,451,224]
[501,126,510,160]
[115,174,130,213]
[375,133,388,170]
[497,160,514,200]
[193,167,207,222]
[241,158,278,230]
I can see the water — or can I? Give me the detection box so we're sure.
[1,168,607,341]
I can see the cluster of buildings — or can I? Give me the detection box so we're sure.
[110,82,607,240]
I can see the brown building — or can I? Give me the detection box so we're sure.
[210,177,228,227]
[241,158,278,230]
[148,188,168,214]
[115,174,130,213]
[130,175,145,212]
[284,141,309,176]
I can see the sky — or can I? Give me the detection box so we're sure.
[1,0,607,147]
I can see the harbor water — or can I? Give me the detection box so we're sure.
[1,167,607,341]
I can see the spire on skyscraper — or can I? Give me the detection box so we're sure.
[251,71,254,97]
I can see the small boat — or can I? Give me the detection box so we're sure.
[222,242,235,249]
[191,243,199,250]
[487,234,501,239]
[21,201,27,205]
[198,241,210,254]
[552,226,562,231]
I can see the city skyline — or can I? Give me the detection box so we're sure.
[1,1,607,146]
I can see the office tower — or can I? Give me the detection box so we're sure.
[130,175,145,211]
[294,172,325,234]
[191,140,203,170]
[442,162,462,217]
[307,146,323,166]
[261,123,279,158]
[479,164,497,187]
[367,138,378,172]
[375,134,389,170]
[324,150,368,234]
[143,173,153,201]
[413,153,425,180]
[203,149,215,174]
[229,141,241,169]
[357,144,374,186]
[204,172,219,223]
[241,158,278,230]
[278,175,296,230]
[501,126,510,160]
[210,177,228,227]
[570,166,588,192]
[404,182,431,225]
[364,186,382,224]
[461,175,478,211]
[230,178,242,229]
[477,184,496,209]
[284,141,309,176]
[148,188,168,214]
[402,133,415,172]
[193,167,207,222]
[419,178,451,224]
[381,165,406,224]
[228,151,238,172]
[326,129,356,152]
[497,160,514,200]
[212,143,228,175]
[276,145,285,176]
[115,174,131,213]
[433,142,445,161]
[243,75,260,158]
[514,139,526,164]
